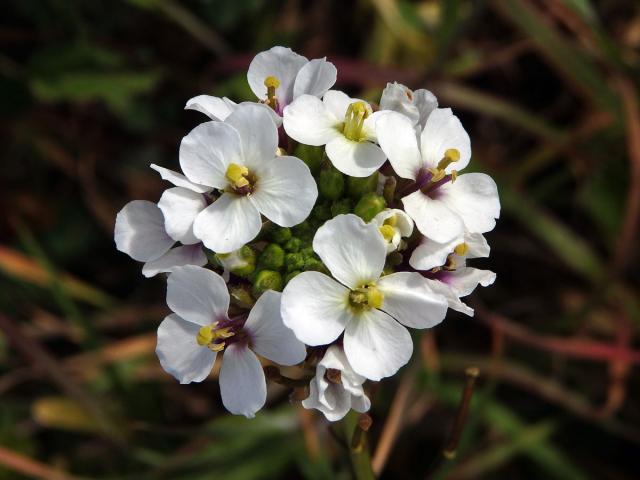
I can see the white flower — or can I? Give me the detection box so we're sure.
[179,103,318,253]
[248,46,337,114]
[283,90,386,177]
[376,109,500,243]
[371,208,414,253]
[302,345,370,421]
[281,214,449,381]
[156,265,307,418]
[185,46,336,122]
[114,200,207,277]
[411,233,496,316]
[379,82,437,129]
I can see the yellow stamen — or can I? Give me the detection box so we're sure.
[342,101,371,142]
[379,224,395,242]
[196,325,213,346]
[451,170,458,183]
[209,343,226,352]
[225,163,250,189]
[454,242,469,256]
[349,284,384,311]
[436,148,460,171]
[383,215,397,227]
[264,76,280,110]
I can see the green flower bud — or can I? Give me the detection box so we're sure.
[318,167,345,200]
[294,144,324,175]
[347,172,378,199]
[270,227,292,245]
[300,246,315,259]
[284,270,301,284]
[285,252,305,272]
[216,245,256,278]
[252,270,283,296]
[293,221,313,242]
[303,257,324,272]
[312,203,332,222]
[284,237,303,253]
[258,243,285,270]
[382,175,397,205]
[331,198,352,217]
[354,193,386,222]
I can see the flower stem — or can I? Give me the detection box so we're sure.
[343,411,376,480]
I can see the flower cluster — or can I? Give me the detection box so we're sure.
[115,46,500,419]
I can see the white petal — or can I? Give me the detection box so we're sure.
[157,187,207,244]
[244,290,307,366]
[247,46,307,106]
[420,108,471,171]
[193,193,262,254]
[179,121,243,188]
[150,164,211,193]
[325,137,386,177]
[219,343,266,418]
[402,190,464,243]
[439,173,501,234]
[465,232,490,258]
[166,265,230,326]
[377,272,449,329]
[249,155,317,227]
[376,111,422,180]
[447,267,496,297]
[114,200,174,262]
[379,82,420,125]
[313,214,386,289]
[281,271,352,346]
[424,278,475,316]
[409,235,462,270]
[156,314,216,384]
[322,90,354,120]
[142,244,207,278]
[293,58,337,99]
[414,89,438,128]
[224,104,278,172]
[185,95,237,121]
[282,94,340,146]
[343,309,413,381]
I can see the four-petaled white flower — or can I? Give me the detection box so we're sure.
[302,345,370,421]
[185,46,336,121]
[179,103,318,253]
[376,109,500,243]
[380,81,438,129]
[283,91,385,177]
[156,265,307,418]
[114,200,207,277]
[281,214,449,381]
[371,208,414,254]
[411,232,496,316]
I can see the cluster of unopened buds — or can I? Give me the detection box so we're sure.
[115,46,501,419]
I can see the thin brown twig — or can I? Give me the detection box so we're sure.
[372,368,415,476]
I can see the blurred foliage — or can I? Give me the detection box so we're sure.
[1,0,640,479]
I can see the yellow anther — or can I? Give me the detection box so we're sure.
[366,286,384,309]
[209,342,226,352]
[196,325,213,346]
[342,101,371,141]
[451,170,458,183]
[428,167,447,183]
[379,224,395,242]
[436,148,461,171]
[454,242,469,256]
[276,147,287,157]
[383,215,397,227]
[212,327,235,340]
[225,163,250,189]
[349,284,384,311]
[264,76,280,89]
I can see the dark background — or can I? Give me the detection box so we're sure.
[1,1,640,478]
